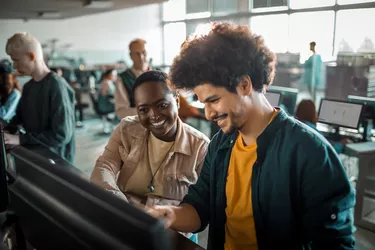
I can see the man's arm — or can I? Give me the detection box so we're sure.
[299,142,355,249]
[114,78,137,119]
[19,81,74,147]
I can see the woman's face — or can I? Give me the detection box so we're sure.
[110,70,118,82]
[134,81,179,142]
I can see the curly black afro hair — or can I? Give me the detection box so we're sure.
[169,22,276,93]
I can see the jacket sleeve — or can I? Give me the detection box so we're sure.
[115,78,137,119]
[19,80,75,147]
[90,123,127,199]
[0,90,21,121]
[299,142,356,249]
[8,87,25,127]
[180,139,212,233]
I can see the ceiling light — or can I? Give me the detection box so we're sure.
[37,12,62,18]
[84,0,114,9]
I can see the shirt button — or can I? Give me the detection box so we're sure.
[167,176,172,181]
[230,140,234,144]
[330,214,337,220]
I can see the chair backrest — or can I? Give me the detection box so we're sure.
[89,91,102,116]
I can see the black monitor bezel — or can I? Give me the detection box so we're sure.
[318,98,364,129]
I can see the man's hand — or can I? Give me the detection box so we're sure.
[147,205,176,229]
[4,133,20,145]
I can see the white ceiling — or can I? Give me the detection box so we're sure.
[0,0,166,20]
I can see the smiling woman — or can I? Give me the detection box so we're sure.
[90,70,209,242]
[133,71,179,142]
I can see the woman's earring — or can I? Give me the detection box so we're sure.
[176,93,180,109]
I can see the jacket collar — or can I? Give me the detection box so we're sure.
[127,116,192,156]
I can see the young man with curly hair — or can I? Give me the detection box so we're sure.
[149,23,355,250]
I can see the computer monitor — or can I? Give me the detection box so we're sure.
[265,91,281,107]
[318,99,363,129]
[267,85,298,115]
[3,146,170,250]
[0,130,9,212]
[348,95,375,120]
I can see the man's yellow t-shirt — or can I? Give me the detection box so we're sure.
[224,110,278,250]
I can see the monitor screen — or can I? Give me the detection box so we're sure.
[265,92,281,107]
[318,99,363,129]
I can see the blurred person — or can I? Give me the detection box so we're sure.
[115,38,152,120]
[178,95,205,122]
[148,23,355,250]
[0,64,21,122]
[4,32,75,163]
[303,41,323,99]
[50,67,63,77]
[91,71,209,243]
[295,99,348,153]
[98,69,117,113]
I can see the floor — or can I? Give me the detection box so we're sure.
[74,94,375,249]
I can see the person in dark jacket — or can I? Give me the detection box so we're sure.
[149,23,356,250]
[4,32,75,163]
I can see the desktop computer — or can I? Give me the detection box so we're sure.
[318,99,364,141]
[0,137,170,250]
[348,95,375,140]
[267,86,298,115]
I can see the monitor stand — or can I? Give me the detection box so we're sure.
[332,125,341,141]
[361,119,373,142]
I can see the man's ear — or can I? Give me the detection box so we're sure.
[28,52,36,61]
[236,75,253,96]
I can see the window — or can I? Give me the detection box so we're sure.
[186,0,209,14]
[335,9,375,54]
[186,20,210,37]
[213,0,238,14]
[163,22,186,65]
[252,0,287,9]
[289,0,335,9]
[289,11,335,62]
[162,0,186,21]
[338,0,375,5]
[250,14,289,53]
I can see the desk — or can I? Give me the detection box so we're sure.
[345,142,375,233]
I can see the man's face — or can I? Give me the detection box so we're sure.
[10,51,34,76]
[194,83,248,134]
[130,42,147,70]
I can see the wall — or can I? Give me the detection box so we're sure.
[0,4,163,66]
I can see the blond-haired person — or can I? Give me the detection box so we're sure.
[4,33,75,163]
